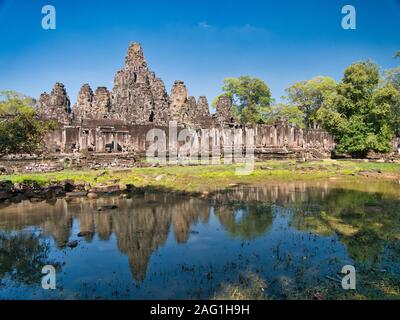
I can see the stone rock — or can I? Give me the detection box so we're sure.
[66,240,78,248]
[72,85,111,121]
[87,192,98,199]
[149,72,170,125]
[92,87,111,117]
[62,180,75,192]
[72,84,93,121]
[84,183,92,191]
[215,95,235,125]
[0,166,13,175]
[14,181,42,192]
[48,185,65,197]
[155,174,165,181]
[36,83,71,124]
[89,185,121,194]
[125,184,135,192]
[0,180,13,193]
[169,80,189,123]
[125,42,147,69]
[66,191,88,198]
[77,231,94,237]
[98,205,118,211]
[0,191,13,201]
[186,96,197,124]
[197,96,210,117]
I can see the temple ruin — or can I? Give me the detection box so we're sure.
[35,42,335,163]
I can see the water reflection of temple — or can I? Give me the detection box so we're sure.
[1,180,399,282]
[0,195,214,282]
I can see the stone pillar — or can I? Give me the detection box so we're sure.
[272,127,277,146]
[113,133,117,152]
[76,127,82,151]
[289,127,294,147]
[279,126,283,147]
[97,131,105,152]
[299,129,304,148]
[61,128,67,153]
[80,128,88,152]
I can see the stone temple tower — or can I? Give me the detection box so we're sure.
[110,43,170,125]
[36,83,71,125]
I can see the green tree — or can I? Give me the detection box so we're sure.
[384,66,400,90]
[285,76,336,128]
[0,90,36,115]
[0,90,56,157]
[267,103,305,128]
[316,61,398,157]
[218,76,272,124]
[383,52,400,136]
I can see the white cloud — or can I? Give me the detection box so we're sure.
[198,21,211,29]
[227,24,270,35]
[197,22,271,36]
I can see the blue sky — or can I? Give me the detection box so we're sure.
[0,0,399,105]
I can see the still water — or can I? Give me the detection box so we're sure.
[0,180,399,299]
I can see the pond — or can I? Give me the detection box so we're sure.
[0,179,399,299]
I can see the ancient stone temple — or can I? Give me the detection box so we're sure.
[36,43,218,128]
[35,42,335,160]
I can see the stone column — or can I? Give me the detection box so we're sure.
[289,127,294,147]
[97,131,105,152]
[299,129,304,148]
[61,128,67,153]
[113,132,118,152]
[272,127,277,146]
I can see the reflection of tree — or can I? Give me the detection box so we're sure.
[216,204,273,240]
[0,199,73,248]
[290,188,400,266]
[344,229,382,265]
[0,232,58,285]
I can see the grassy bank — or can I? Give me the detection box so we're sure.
[2,160,400,194]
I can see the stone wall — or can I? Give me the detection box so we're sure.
[41,121,335,160]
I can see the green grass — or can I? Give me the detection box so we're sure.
[2,160,400,194]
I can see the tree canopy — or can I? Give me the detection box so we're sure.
[218,76,272,124]
[285,76,336,128]
[316,61,399,157]
[267,103,305,128]
[383,67,400,136]
[0,90,55,157]
[0,91,36,115]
